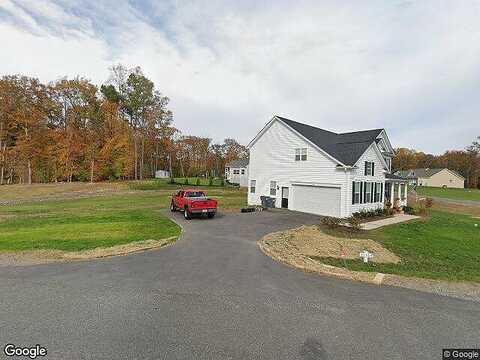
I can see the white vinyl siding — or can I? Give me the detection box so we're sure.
[248,120,350,217]
[248,119,389,217]
[349,143,386,214]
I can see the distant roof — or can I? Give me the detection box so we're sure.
[226,158,249,168]
[276,116,384,166]
[385,173,409,182]
[396,168,464,179]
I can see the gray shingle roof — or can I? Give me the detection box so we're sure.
[396,168,465,179]
[226,158,249,168]
[277,116,383,166]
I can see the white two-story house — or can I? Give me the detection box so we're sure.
[247,116,407,217]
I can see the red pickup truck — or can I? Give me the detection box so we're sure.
[170,189,218,220]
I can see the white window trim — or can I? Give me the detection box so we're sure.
[250,180,256,194]
[270,181,277,196]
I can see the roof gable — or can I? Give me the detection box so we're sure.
[275,116,384,166]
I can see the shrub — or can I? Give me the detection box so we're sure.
[416,202,427,216]
[196,177,201,186]
[425,197,433,208]
[169,177,175,184]
[321,216,342,229]
[184,178,189,185]
[346,216,362,231]
[402,205,416,215]
[219,178,225,187]
[384,207,395,216]
[208,177,213,186]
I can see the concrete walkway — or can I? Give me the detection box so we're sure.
[361,213,420,230]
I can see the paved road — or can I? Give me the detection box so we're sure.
[1,210,478,360]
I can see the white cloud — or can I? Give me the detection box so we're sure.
[1,0,479,153]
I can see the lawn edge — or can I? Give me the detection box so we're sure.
[0,235,181,267]
[258,234,480,303]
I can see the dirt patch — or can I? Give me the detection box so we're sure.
[0,236,177,267]
[262,225,400,264]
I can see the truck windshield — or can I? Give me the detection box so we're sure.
[185,191,206,198]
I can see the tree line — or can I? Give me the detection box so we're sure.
[392,138,480,188]
[0,65,248,185]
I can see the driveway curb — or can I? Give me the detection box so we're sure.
[258,237,480,302]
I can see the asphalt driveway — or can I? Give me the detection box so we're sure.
[0,210,478,360]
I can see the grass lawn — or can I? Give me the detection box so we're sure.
[0,180,246,252]
[416,186,480,202]
[316,211,480,282]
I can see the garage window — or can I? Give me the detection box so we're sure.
[270,181,277,196]
[241,169,245,175]
[250,180,256,194]
[233,169,240,174]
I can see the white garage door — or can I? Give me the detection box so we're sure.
[291,185,341,217]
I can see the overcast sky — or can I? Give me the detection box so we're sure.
[1,0,479,153]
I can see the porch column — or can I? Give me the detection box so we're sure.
[390,182,394,208]
[405,182,408,205]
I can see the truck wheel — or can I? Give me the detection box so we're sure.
[170,202,176,212]
[207,213,215,219]
[184,208,191,220]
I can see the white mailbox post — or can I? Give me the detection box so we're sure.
[359,250,373,263]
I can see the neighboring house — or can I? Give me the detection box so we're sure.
[247,116,408,217]
[155,170,170,179]
[225,159,249,187]
[395,168,465,188]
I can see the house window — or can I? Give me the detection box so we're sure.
[352,181,361,204]
[400,184,406,200]
[241,169,245,175]
[270,181,277,196]
[250,180,256,194]
[295,148,307,161]
[364,161,374,176]
[375,182,382,202]
[364,182,372,203]
[233,169,240,174]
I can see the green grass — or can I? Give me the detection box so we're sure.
[416,186,480,202]
[0,193,182,252]
[316,211,480,282]
[127,179,247,209]
[0,181,247,252]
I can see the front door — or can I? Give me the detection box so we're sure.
[281,187,289,208]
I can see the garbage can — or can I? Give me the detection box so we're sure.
[260,196,276,208]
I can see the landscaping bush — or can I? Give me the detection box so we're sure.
[184,178,189,185]
[208,177,213,186]
[402,205,416,215]
[352,208,391,219]
[219,178,225,187]
[321,216,343,229]
[346,216,362,231]
[425,197,434,208]
[169,177,175,184]
[195,177,201,186]
[416,202,427,216]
